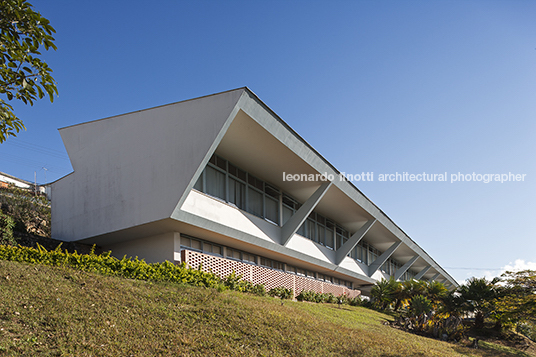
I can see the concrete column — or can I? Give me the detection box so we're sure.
[281,181,331,246]
[429,273,440,282]
[394,255,418,281]
[334,219,376,265]
[414,265,431,280]
[368,241,402,277]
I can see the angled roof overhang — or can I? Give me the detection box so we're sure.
[171,88,457,288]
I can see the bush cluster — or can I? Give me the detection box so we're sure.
[296,290,337,303]
[268,286,293,300]
[0,185,50,238]
[296,289,364,306]
[0,211,16,246]
[0,243,224,288]
[0,243,365,309]
[223,271,266,296]
[0,243,272,298]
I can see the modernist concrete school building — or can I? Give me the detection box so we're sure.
[51,88,457,296]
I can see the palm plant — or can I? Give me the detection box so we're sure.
[371,277,398,310]
[409,294,434,317]
[458,277,497,329]
[425,280,448,309]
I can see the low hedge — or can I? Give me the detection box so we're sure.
[0,243,365,306]
[0,243,223,288]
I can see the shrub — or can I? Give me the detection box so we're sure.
[249,283,266,296]
[224,271,243,291]
[409,295,434,317]
[268,286,293,300]
[0,211,16,245]
[325,293,338,304]
[517,322,536,342]
[348,295,365,307]
[296,290,316,302]
[0,243,224,289]
[223,271,266,296]
[0,185,50,237]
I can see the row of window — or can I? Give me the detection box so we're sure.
[180,234,353,288]
[193,154,417,281]
[194,155,280,224]
[194,154,352,250]
[299,211,350,251]
[348,241,416,279]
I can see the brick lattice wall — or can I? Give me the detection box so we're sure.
[181,249,361,298]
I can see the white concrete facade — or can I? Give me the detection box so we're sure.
[51,88,458,293]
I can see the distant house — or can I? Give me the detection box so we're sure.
[0,171,44,194]
[51,88,458,296]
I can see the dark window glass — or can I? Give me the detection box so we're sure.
[243,252,256,264]
[191,239,202,251]
[227,248,241,260]
[209,155,217,166]
[193,174,203,191]
[306,219,316,240]
[265,196,279,224]
[247,187,263,217]
[248,174,263,190]
[316,225,325,245]
[203,242,222,256]
[205,166,226,200]
[282,195,296,209]
[297,223,306,236]
[265,184,279,199]
[273,261,284,271]
[229,177,246,209]
[215,155,226,170]
[228,163,246,181]
[282,205,293,225]
[325,227,334,249]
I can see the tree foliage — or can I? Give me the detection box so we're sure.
[458,277,498,329]
[0,210,15,245]
[371,271,536,342]
[371,277,398,309]
[489,270,536,331]
[0,184,50,237]
[0,0,57,142]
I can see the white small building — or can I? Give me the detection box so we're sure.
[51,88,457,296]
[0,171,45,194]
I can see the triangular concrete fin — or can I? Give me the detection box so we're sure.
[53,88,246,241]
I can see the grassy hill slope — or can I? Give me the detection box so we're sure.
[0,260,532,357]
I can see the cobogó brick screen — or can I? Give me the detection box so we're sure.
[181,249,361,298]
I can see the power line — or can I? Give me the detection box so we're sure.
[4,139,69,160]
[0,154,71,174]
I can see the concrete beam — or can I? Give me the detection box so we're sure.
[429,273,440,282]
[394,255,418,281]
[368,241,402,277]
[334,219,376,265]
[414,265,431,280]
[281,181,331,246]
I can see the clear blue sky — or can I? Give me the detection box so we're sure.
[1,0,535,283]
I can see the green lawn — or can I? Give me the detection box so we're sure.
[0,260,532,356]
